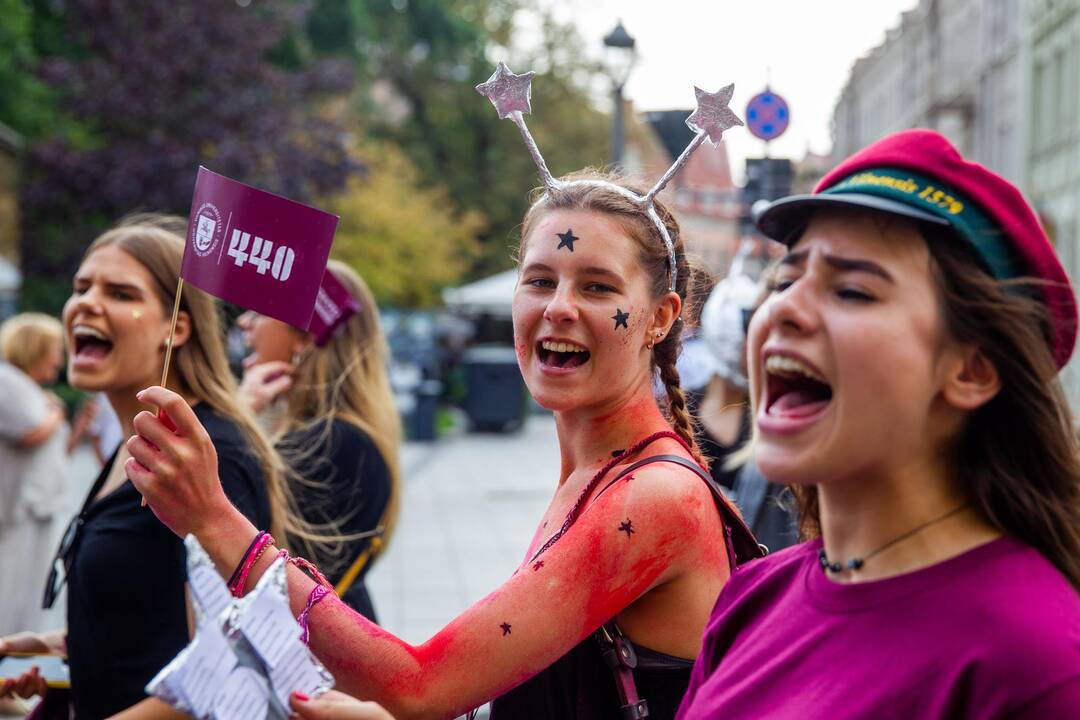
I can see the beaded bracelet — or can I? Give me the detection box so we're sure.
[228,532,275,597]
[298,585,331,646]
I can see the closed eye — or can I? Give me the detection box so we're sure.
[837,287,874,302]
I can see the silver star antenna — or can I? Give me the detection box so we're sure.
[477,64,744,291]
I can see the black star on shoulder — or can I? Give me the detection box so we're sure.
[532,560,544,571]
[612,309,630,330]
[556,228,578,252]
[618,519,635,537]
[500,622,512,636]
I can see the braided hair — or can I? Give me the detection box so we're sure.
[519,171,706,466]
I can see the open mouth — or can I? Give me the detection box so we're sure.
[537,339,591,370]
[764,354,832,418]
[72,325,114,361]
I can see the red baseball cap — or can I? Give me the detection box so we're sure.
[754,129,1077,368]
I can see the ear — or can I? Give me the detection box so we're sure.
[650,291,683,342]
[940,344,1000,411]
[164,310,192,351]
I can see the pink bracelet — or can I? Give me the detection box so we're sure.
[229,532,276,597]
[289,554,334,589]
[298,585,331,646]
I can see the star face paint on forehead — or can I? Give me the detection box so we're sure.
[556,228,578,252]
[612,308,630,330]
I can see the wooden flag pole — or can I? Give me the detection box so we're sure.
[141,277,184,507]
[161,277,185,388]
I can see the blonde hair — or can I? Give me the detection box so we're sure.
[276,260,402,567]
[520,171,706,466]
[86,216,294,545]
[0,312,63,375]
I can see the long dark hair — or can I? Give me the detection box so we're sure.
[794,223,1080,591]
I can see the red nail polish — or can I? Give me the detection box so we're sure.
[292,691,310,702]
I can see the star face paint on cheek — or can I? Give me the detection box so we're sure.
[556,228,578,252]
[532,560,544,571]
[618,519,635,537]
[612,308,630,330]
[132,310,143,320]
[500,622,512,636]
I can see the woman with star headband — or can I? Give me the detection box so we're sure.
[676,130,1080,718]
[119,66,760,719]
[123,169,760,720]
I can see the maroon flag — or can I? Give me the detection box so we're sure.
[183,167,338,329]
[308,270,362,347]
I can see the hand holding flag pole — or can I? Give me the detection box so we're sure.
[139,167,339,505]
[139,278,184,506]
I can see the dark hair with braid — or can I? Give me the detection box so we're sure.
[518,170,706,467]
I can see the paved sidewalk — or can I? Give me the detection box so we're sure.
[367,413,560,644]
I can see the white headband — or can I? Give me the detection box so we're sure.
[476,63,743,291]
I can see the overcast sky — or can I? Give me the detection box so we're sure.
[536,0,919,181]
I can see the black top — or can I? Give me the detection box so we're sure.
[64,404,272,719]
[490,454,762,720]
[731,462,798,555]
[490,637,694,720]
[697,410,750,491]
[282,418,391,622]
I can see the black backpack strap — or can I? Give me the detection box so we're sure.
[591,454,765,719]
[595,620,649,720]
[592,454,766,569]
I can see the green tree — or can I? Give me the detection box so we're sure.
[16,0,362,314]
[0,0,55,137]
[329,141,483,307]
[307,0,611,278]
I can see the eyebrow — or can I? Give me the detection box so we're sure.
[74,276,145,294]
[520,263,624,282]
[780,250,894,283]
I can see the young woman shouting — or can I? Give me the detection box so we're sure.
[678,130,1080,718]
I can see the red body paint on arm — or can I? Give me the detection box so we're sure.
[280,462,728,720]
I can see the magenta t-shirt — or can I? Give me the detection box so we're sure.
[677,537,1080,718]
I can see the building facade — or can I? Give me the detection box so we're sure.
[1023,0,1080,401]
[832,0,1021,183]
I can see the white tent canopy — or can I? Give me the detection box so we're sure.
[0,256,21,292]
[441,269,517,318]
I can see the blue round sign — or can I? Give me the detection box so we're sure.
[745,90,790,141]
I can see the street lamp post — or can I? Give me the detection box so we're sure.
[603,21,636,167]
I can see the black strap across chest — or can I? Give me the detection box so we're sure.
[588,454,765,719]
[592,454,765,570]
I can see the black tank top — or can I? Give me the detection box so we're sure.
[489,454,762,720]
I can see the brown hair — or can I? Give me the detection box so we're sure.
[792,222,1080,591]
[276,260,402,569]
[87,216,293,545]
[0,312,63,376]
[519,171,705,465]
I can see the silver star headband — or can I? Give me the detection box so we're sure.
[476,62,744,291]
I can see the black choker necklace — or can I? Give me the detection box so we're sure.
[818,504,970,574]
